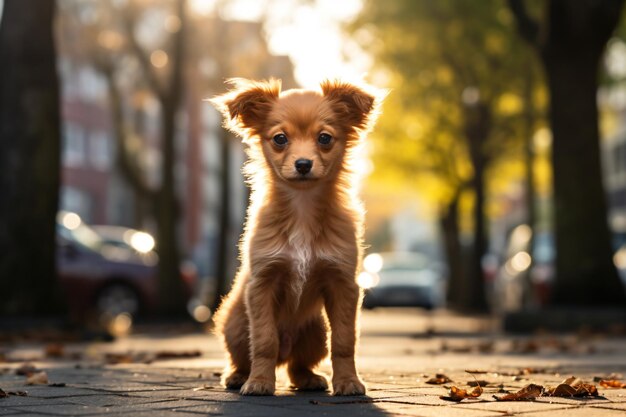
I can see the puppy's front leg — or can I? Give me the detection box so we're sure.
[324,276,366,396]
[241,277,278,395]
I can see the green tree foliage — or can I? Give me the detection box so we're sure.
[353,0,543,311]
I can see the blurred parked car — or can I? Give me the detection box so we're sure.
[57,211,195,319]
[492,225,554,312]
[493,224,626,312]
[358,252,446,310]
[91,225,156,254]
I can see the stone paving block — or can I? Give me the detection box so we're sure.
[2,403,99,416]
[265,402,394,417]
[455,400,577,414]
[389,404,502,417]
[591,402,626,411]
[375,394,452,406]
[172,402,322,417]
[15,386,102,399]
[533,396,612,406]
[61,393,166,407]
[0,395,72,407]
[524,407,626,417]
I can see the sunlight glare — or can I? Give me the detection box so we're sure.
[62,212,82,230]
[189,0,217,16]
[363,253,383,273]
[150,50,169,68]
[357,271,380,289]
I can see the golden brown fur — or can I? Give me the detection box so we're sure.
[210,78,381,396]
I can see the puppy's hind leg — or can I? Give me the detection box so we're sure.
[287,315,329,391]
[216,295,251,390]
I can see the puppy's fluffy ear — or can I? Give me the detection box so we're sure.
[210,78,281,139]
[320,80,381,133]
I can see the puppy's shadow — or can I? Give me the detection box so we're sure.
[212,387,393,416]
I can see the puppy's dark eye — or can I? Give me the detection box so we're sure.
[318,133,332,146]
[272,133,288,146]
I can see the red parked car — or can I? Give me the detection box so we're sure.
[56,211,196,319]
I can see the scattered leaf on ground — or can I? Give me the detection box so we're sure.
[599,380,626,388]
[212,372,222,377]
[465,369,488,374]
[477,341,494,353]
[15,363,38,376]
[45,343,65,358]
[499,367,547,377]
[440,385,483,402]
[7,391,28,396]
[104,353,135,365]
[26,371,49,385]
[0,388,7,398]
[511,340,539,354]
[494,384,544,401]
[545,377,598,397]
[426,373,452,384]
[467,380,490,387]
[48,383,66,387]
[154,350,202,359]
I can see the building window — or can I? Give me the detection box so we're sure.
[63,123,85,167]
[89,130,112,171]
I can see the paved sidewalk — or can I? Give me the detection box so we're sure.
[1,309,625,416]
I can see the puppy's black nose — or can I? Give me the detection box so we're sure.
[295,159,313,175]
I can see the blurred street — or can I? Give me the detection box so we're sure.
[1,309,626,416]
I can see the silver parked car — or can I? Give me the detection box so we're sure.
[358,252,446,310]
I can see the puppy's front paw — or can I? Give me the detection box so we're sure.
[240,378,275,396]
[224,372,248,390]
[332,377,366,396]
[291,372,329,391]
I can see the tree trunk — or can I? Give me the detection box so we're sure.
[545,56,626,305]
[466,164,490,312]
[509,0,626,306]
[462,102,491,313]
[440,192,464,309]
[155,105,185,313]
[0,0,63,314]
[212,129,233,311]
[521,66,537,306]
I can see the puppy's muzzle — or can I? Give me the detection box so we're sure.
[295,159,313,175]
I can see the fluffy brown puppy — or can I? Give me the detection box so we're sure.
[210,78,381,396]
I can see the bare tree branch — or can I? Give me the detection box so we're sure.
[121,8,167,101]
[100,65,157,200]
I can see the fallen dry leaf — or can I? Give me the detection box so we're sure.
[426,373,452,384]
[467,380,490,387]
[440,385,483,402]
[154,350,202,360]
[7,391,27,396]
[48,383,66,387]
[493,384,544,401]
[545,377,598,397]
[0,388,7,398]
[465,369,488,374]
[45,343,65,358]
[26,371,49,385]
[599,379,626,388]
[15,363,38,376]
[104,353,135,365]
